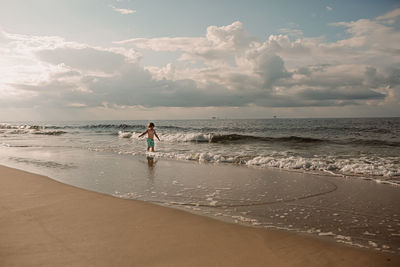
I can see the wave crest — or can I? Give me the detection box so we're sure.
[160,133,325,144]
[0,124,66,135]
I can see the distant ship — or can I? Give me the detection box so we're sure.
[212,116,217,119]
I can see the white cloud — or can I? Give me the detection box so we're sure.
[110,5,136,15]
[326,6,333,11]
[1,7,400,119]
[115,21,256,66]
[376,8,400,21]
[279,27,303,38]
[113,10,400,109]
[329,18,400,60]
[115,37,206,51]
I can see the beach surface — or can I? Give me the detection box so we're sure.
[1,165,398,267]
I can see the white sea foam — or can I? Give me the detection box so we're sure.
[232,215,260,225]
[161,133,212,143]
[0,123,16,129]
[335,235,352,241]
[148,151,238,164]
[133,149,400,184]
[368,241,379,248]
[318,232,335,236]
[117,131,205,141]
[0,124,65,135]
[0,123,42,130]
[158,151,400,180]
[118,131,133,138]
[246,155,400,179]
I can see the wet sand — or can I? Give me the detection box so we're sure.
[1,165,398,266]
[2,146,400,251]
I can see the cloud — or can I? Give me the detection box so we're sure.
[326,6,333,11]
[2,7,400,118]
[279,27,303,38]
[376,8,400,21]
[245,47,292,89]
[328,18,400,61]
[114,37,205,51]
[36,47,127,72]
[297,87,385,101]
[115,21,256,65]
[110,5,136,15]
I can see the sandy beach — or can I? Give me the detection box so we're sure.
[1,164,398,267]
[2,0,400,264]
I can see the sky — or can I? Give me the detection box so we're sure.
[0,0,400,121]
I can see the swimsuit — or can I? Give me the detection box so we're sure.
[147,138,154,148]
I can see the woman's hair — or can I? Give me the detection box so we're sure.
[148,122,155,127]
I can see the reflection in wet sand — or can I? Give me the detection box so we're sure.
[145,156,157,187]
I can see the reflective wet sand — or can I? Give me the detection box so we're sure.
[1,145,399,253]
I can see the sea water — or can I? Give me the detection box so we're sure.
[1,118,399,184]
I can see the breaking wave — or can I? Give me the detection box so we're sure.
[142,151,400,184]
[143,132,400,147]
[43,124,186,131]
[150,133,325,144]
[0,124,66,135]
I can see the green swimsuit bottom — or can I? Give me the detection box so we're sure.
[147,138,154,148]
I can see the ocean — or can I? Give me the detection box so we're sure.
[1,117,399,183]
[1,117,399,252]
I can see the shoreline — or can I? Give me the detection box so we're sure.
[2,149,400,249]
[1,164,399,266]
[2,149,400,253]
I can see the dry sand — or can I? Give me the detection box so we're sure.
[1,164,398,267]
